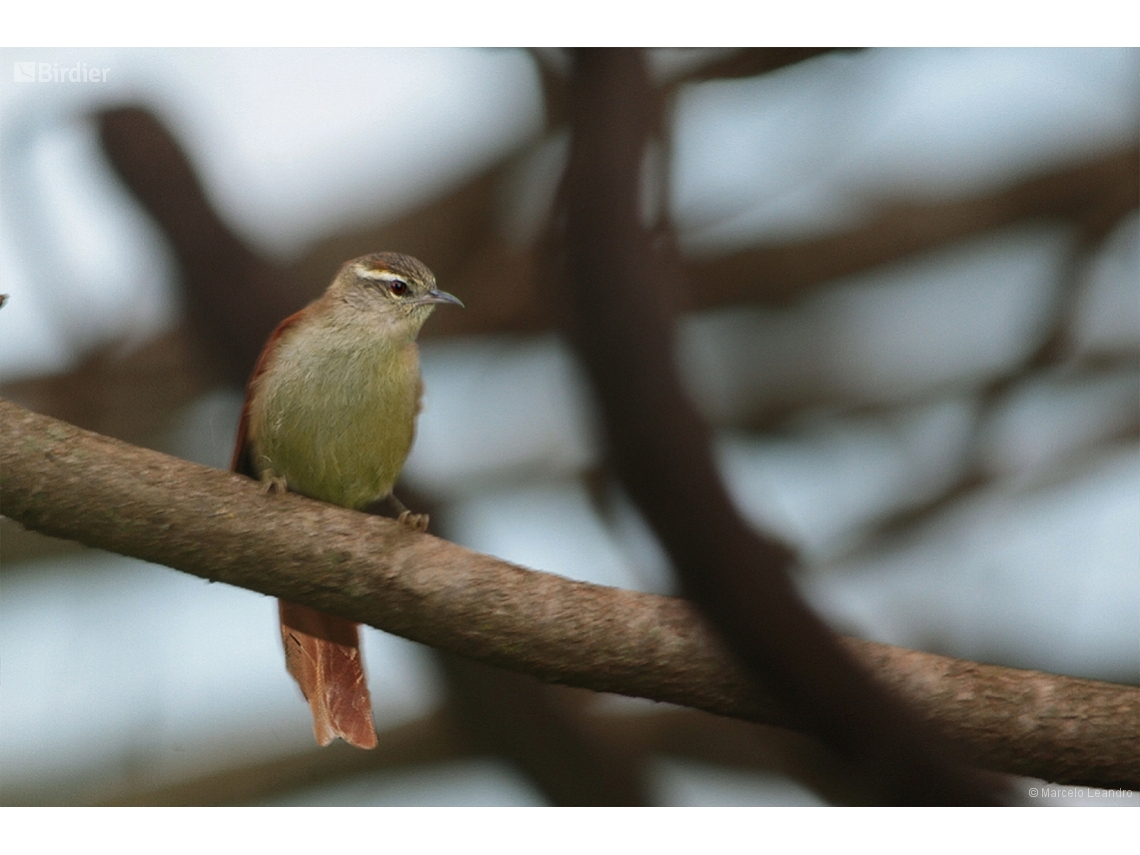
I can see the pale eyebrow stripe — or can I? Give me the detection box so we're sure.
[355,267,408,282]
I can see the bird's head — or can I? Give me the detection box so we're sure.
[329,251,463,338]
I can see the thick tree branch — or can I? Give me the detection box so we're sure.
[2,398,1136,789]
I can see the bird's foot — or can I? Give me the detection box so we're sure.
[397,510,430,532]
[259,470,288,495]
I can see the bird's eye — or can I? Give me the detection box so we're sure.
[388,280,408,296]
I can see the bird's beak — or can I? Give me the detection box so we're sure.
[419,288,464,308]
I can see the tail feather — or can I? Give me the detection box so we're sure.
[278,600,378,749]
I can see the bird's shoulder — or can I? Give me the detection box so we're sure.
[230,306,313,476]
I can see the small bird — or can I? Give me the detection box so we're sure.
[231,252,462,748]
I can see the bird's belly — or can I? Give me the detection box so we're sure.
[252,342,420,509]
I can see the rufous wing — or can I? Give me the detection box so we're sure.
[278,600,378,749]
[230,306,309,479]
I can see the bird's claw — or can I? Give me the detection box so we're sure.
[260,471,288,495]
[397,510,429,532]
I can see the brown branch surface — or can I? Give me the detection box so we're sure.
[2,398,1136,789]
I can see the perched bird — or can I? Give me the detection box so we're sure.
[231,252,462,748]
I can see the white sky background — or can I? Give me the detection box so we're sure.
[0,48,1137,807]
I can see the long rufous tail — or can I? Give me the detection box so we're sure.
[278,600,378,749]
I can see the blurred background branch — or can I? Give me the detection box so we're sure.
[555,47,1004,804]
[3,123,1133,451]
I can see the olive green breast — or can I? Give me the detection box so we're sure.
[248,321,422,509]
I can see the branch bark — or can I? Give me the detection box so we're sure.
[2,398,1136,789]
